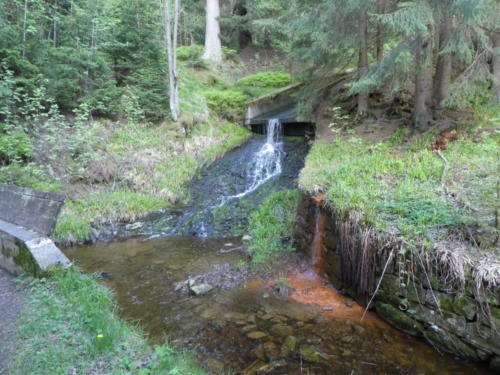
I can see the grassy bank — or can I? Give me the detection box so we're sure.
[0,53,301,243]
[53,120,250,244]
[247,190,300,264]
[299,105,499,291]
[8,268,205,375]
[300,111,499,251]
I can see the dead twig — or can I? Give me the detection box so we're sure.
[434,149,449,194]
[218,246,244,254]
[361,249,395,321]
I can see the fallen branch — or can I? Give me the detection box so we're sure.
[361,249,395,321]
[218,246,244,254]
[434,149,449,194]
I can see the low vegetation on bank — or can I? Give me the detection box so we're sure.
[0,46,297,244]
[8,268,205,375]
[299,104,499,294]
[247,190,300,264]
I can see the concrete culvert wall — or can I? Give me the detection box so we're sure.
[0,184,70,276]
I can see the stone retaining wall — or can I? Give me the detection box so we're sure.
[0,220,70,277]
[294,192,500,372]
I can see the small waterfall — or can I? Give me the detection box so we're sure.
[160,118,288,237]
[226,118,283,201]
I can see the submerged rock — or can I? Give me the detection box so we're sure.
[270,323,294,337]
[490,355,500,373]
[190,283,213,296]
[263,341,280,359]
[300,345,322,363]
[281,335,298,357]
[375,302,423,336]
[248,331,268,340]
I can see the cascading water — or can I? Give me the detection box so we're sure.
[135,118,307,238]
[224,118,283,201]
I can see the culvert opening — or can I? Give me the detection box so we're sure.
[249,122,315,138]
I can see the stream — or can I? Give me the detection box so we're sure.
[63,120,493,375]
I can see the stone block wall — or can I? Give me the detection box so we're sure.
[294,192,500,371]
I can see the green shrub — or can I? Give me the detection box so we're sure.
[204,89,248,121]
[222,46,238,61]
[177,45,204,61]
[248,190,299,264]
[0,124,32,165]
[237,72,293,88]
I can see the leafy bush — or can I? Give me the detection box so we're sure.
[177,45,204,61]
[237,71,293,88]
[0,125,32,165]
[204,89,248,121]
[248,190,299,264]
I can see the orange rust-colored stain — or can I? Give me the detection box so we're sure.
[287,269,387,329]
[311,208,327,276]
[246,279,265,290]
[312,194,326,205]
[431,130,458,151]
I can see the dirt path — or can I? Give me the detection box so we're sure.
[0,269,24,375]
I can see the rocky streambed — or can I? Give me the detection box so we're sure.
[63,235,493,374]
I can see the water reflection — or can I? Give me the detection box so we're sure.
[64,236,493,374]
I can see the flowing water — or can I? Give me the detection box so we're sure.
[63,120,493,374]
[65,236,492,374]
[102,119,307,240]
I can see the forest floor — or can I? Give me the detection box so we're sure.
[0,270,24,375]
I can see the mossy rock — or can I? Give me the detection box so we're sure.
[423,327,480,360]
[281,336,298,357]
[375,302,423,336]
[438,293,476,321]
[299,345,322,363]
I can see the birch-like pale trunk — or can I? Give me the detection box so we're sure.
[202,0,222,64]
[162,0,180,121]
[22,0,28,58]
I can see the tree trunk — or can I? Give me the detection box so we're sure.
[162,0,180,121]
[22,0,28,58]
[492,30,500,103]
[376,0,385,62]
[202,0,222,63]
[413,36,434,131]
[357,7,369,118]
[433,8,452,108]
